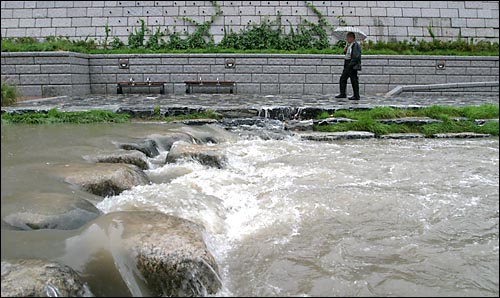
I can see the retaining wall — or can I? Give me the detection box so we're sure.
[1,1,498,43]
[1,52,498,97]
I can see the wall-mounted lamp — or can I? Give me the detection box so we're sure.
[225,58,236,69]
[436,60,446,70]
[119,58,129,69]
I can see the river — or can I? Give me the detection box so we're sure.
[1,123,498,296]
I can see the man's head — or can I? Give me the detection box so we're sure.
[346,32,356,43]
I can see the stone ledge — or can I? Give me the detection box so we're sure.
[379,133,425,139]
[378,117,443,125]
[299,131,375,141]
[432,132,492,138]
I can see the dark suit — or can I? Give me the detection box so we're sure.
[339,41,361,98]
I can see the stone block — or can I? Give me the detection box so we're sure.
[279,74,305,83]
[52,18,72,27]
[67,7,88,17]
[394,17,413,26]
[289,65,317,73]
[129,65,157,74]
[415,75,446,84]
[439,8,458,18]
[466,67,491,75]
[183,65,211,73]
[40,65,71,74]
[4,57,35,65]
[6,28,27,37]
[223,73,252,83]
[72,74,91,84]
[20,74,49,84]
[316,66,331,73]
[76,27,97,36]
[260,84,280,95]
[390,74,416,84]
[33,8,48,18]
[304,84,323,95]
[263,65,289,73]
[5,1,24,8]
[252,74,279,83]
[56,27,76,37]
[371,7,387,16]
[306,74,333,84]
[49,74,72,84]
[157,65,184,73]
[280,84,303,94]
[13,9,33,18]
[402,8,421,17]
[1,65,16,75]
[90,73,117,84]
[361,74,390,84]
[237,83,260,94]
[16,65,41,74]
[17,85,42,97]
[466,18,486,28]
[235,65,262,73]
[42,85,74,97]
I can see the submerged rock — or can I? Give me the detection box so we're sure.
[284,119,314,131]
[166,141,227,169]
[149,132,194,151]
[299,131,375,141]
[56,163,150,197]
[1,259,93,297]
[432,132,491,138]
[87,150,149,170]
[119,139,159,157]
[1,192,101,231]
[94,211,222,297]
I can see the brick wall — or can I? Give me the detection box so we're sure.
[2,52,498,97]
[1,1,498,43]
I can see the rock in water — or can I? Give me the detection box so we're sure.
[1,192,101,230]
[284,119,314,131]
[165,141,227,168]
[94,211,222,296]
[119,139,159,157]
[56,163,150,197]
[1,259,93,297]
[149,132,194,151]
[88,150,149,170]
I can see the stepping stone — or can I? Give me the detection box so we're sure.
[378,117,443,125]
[379,133,425,139]
[314,117,357,126]
[432,132,491,138]
[299,131,375,141]
[474,119,499,125]
[285,119,314,131]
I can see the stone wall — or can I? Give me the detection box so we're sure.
[1,1,498,43]
[2,52,498,97]
[1,52,90,97]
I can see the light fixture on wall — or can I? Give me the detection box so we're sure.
[225,58,236,69]
[436,60,446,70]
[119,58,129,69]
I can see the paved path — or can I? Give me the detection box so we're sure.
[2,93,498,119]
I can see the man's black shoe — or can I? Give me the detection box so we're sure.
[348,96,360,100]
[335,94,347,98]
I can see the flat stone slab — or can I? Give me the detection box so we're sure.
[314,117,357,125]
[299,131,375,141]
[432,132,491,138]
[474,119,499,125]
[379,133,425,139]
[378,117,443,125]
[170,118,219,125]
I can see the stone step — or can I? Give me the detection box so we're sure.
[379,133,425,139]
[432,132,491,138]
[377,117,443,125]
[299,131,375,141]
[474,119,499,125]
[314,117,357,125]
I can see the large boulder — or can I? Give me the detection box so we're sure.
[1,192,101,230]
[1,259,93,297]
[166,141,227,169]
[86,150,149,170]
[55,163,150,197]
[93,211,222,297]
[119,139,159,158]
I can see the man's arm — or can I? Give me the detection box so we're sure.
[348,43,362,67]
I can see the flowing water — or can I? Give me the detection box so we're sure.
[1,123,499,297]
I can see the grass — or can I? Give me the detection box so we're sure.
[1,109,221,124]
[1,82,17,106]
[1,109,130,124]
[317,105,499,120]
[2,38,499,56]
[314,105,499,137]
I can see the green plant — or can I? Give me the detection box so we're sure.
[1,109,130,124]
[128,19,148,49]
[102,23,111,49]
[109,36,125,49]
[153,105,161,117]
[1,81,17,106]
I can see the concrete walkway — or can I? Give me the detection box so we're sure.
[2,93,499,119]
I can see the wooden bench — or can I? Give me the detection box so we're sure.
[117,81,166,94]
[184,80,236,94]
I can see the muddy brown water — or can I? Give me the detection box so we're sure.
[1,123,498,296]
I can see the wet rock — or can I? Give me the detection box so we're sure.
[1,192,101,231]
[1,259,93,297]
[166,141,227,168]
[299,131,375,141]
[432,132,491,138]
[377,117,443,125]
[314,117,357,126]
[119,139,159,158]
[474,118,499,125]
[56,163,150,197]
[94,211,222,297]
[149,133,194,151]
[88,150,149,170]
[171,119,219,125]
[379,133,425,139]
[215,108,259,118]
[284,119,314,131]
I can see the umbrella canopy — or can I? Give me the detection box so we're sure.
[332,26,368,41]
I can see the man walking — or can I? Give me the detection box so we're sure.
[335,32,361,100]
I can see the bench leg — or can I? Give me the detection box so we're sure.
[160,85,165,95]
[117,85,122,94]
[186,85,190,94]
